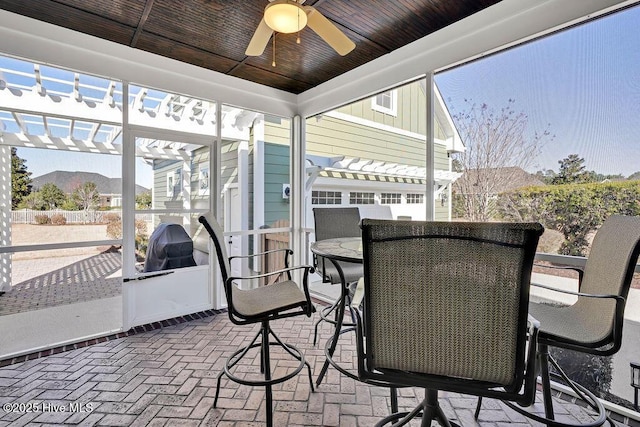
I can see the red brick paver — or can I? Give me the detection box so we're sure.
[0,308,634,426]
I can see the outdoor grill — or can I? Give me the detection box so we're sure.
[143,223,197,272]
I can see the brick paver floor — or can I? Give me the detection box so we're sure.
[0,308,633,426]
[0,249,122,316]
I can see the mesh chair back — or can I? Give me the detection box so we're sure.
[572,215,640,343]
[361,219,542,388]
[198,214,231,284]
[313,207,363,284]
[313,207,361,241]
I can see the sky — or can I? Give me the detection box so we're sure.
[2,3,640,182]
[434,3,640,177]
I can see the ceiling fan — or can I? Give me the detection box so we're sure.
[245,0,356,57]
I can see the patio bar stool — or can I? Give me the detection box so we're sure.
[312,207,363,346]
[198,214,316,427]
[475,214,640,427]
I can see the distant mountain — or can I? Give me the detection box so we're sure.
[31,171,149,195]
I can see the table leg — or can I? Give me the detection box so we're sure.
[316,278,349,386]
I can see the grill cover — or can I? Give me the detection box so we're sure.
[143,223,197,272]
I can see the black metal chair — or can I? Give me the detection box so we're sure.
[198,214,315,427]
[355,219,544,426]
[312,207,364,345]
[476,214,640,427]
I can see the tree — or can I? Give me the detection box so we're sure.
[451,98,553,221]
[627,171,640,181]
[18,191,46,210]
[72,181,100,212]
[39,183,66,209]
[551,154,592,185]
[11,147,32,209]
[534,168,556,185]
[136,191,152,209]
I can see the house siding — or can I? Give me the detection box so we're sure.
[334,81,449,140]
[263,143,290,226]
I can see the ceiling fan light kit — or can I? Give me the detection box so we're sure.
[246,0,356,61]
[264,0,307,33]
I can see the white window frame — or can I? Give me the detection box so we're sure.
[311,190,342,205]
[406,193,425,204]
[166,173,174,197]
[371,90,398,116]
[380,192,402,204]
[166,167,181,197]
[199,164,210,196]
[349,191,375,205]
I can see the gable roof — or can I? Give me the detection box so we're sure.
[31,171,148,196]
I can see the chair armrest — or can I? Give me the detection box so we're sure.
[519,314,541,406]
[230,248,293,271]
[534,263,584,286]
[230,248,293,262]
[229,248,293,260]
[227,265,314,283]
[531,282,625,302]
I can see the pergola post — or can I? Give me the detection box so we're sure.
[0,145,12,293]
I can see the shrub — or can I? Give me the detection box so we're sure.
[103,213,121,224]
[497,180,640,255]
[51,214,67,225]
[106,220,122,239]
[550,347,612,398]
[34,214,51,225]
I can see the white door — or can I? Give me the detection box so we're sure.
[123,133,213,328]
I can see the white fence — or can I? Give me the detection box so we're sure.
[11,209,121,224]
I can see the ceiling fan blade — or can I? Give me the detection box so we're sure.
[304,6,355,56]
[245,18,274,56]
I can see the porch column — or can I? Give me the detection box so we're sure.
[252,119,265,274]
[238,140,249,279]
[182,157,191,229]
[0,145,12,292]
[290,116,305,285]
[425,72,435,221]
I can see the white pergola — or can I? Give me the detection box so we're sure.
[0,64,254,160]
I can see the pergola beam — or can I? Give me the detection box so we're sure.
[0,133,190,160]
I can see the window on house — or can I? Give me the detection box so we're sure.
[167,168,181,197]
[380,193,401,204]
[371,90,397,116]
[312,190,342,205]
[349,192,375,204]
[406,193,424,204]
[199,165,209,195]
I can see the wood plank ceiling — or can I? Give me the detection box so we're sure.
[0,0,502,94]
